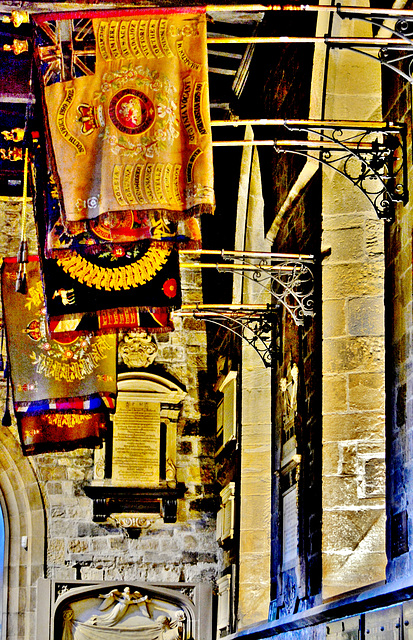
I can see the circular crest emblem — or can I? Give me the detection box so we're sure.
[90,210,135,242]
[109,89,155,135]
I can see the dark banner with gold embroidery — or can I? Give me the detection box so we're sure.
[40,240,181,321]
[1,257,117,409]
[33,8,214,230]
[19,411,107,455]
[49,307,174,340]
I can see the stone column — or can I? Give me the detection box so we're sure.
[237,145,273,626]
[321,0,387,598]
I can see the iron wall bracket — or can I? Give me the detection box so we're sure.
[183,307,281,368]
[217,256,315,326]
[280,122,407,221]
[335,7,413,85]
[179,252,315,366]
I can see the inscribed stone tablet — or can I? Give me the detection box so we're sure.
[282,485,298,570]
[112,400,160,486]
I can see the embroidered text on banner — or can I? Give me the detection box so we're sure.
[33,9,215,224]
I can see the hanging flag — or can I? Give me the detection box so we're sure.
[30,130,182,336]
[2,257,117,406]
[18,411,108,455]
[40,239,181,320]
[48,307,174,340]
[32,8,215,230]
[43,163,202,255]
[1,257,117,453]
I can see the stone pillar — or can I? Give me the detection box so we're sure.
[321,0,387,599]
[237,145,272,626]
[383,46,413,583]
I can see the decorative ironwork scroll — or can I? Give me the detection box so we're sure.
[182,307,281,368]
[213,121,407,221]
[218,256,314,326]
[282,121,407,221]
[179,250,315,366]
[334,7,413,85]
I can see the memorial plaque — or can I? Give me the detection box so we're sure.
[112,400,160,487]
[282,485,298,570]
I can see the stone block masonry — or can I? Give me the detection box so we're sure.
[0,199,222,626]
[321,9,386,598]
[382,52,413,582]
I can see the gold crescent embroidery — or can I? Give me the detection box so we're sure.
[57,242,171,291]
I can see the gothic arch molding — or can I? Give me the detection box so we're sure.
[0,427,45,640]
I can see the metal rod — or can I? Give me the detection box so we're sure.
[207,35,409,46]
[213,139,386,149]
[213,139,275,147]
[9,3,413,18]
[210,118,400,130]
[179,303,272,310]
[180,262,299,270]
[20,147,29,245]
[175,311,272,318]
[180,249,314,260]
[206,4,413,17]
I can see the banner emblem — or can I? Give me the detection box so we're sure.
[109,88,156,135]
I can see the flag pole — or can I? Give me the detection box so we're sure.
[210,119,400,129]
[206,4,413,17]
[207,35,407,45]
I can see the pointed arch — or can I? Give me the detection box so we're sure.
[0,427,45,640]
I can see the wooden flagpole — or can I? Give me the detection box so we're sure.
[210,119,400,129]
[207,35,408,45]
[206,4,413,17]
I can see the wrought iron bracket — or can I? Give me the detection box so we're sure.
[334,6,413,85]
[281,122,407,221]
[217,255,315,326]
[182,307,281,368]
[179,251,315,366]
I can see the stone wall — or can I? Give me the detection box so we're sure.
[270,176,322,611]
[321,9,386,598]
[38,303,220,587]
[0,200,221,640]
[240,8,323,616]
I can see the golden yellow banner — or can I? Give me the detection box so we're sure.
[56,88,86,156]
[37,10,215,221]
[129,20,143,58]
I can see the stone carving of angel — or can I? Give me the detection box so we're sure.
[92,587,150,627]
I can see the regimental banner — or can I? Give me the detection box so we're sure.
[14,393,115,414]
[49,307,174,340]
[19,411,107,455]
[43,165,202,255]
[33,8,215,223]
[40,240,181,320]
[1,257,117,408]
